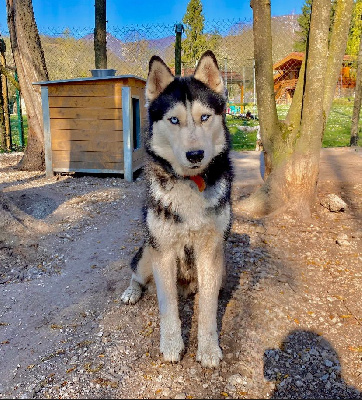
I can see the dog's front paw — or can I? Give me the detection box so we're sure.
[160,333,184,363]
[196,340,223,368]
[121,281,142,304]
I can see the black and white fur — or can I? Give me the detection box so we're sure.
[121,51,233,368]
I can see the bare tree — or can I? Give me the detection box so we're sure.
[244,0,354,218]
[350,35,362,147]
[6,0,48,170]
[0,38,12,151]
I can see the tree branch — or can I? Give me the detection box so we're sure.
[285,58,305,129]
[299,0,330,152]
[323,0,354,119]
[0,65,20,91]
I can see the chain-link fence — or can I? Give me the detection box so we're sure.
[1,14,356,150]
[273,52,357,106]
[0,15,299,96]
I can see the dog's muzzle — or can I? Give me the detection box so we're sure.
[186,150,204,164]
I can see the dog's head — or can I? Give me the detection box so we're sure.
[145,51,228,177]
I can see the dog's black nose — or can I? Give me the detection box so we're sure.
[186,150,204,164]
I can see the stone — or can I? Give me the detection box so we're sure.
[336,233,350,246]
[320,194,347,212]
[227,374,244,386]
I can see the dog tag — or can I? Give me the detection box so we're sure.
[189,175,206,192]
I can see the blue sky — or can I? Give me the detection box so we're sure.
[0,0,305,32]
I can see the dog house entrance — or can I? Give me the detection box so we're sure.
[132,97,141,150]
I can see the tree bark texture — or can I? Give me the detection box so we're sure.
[6,0,48,170]
[250,0,280,153]
[350,35,362,147]
[94,0,107,69]
[246,0,353,218]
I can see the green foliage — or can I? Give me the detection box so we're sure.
[294,0,359,55]
[346,0,362,56]
[294,0,312,51]
[228,99,361,151]
[182,0,208,67]
[42,33,95,80]
[206,30,223,55]
[323,97,361,147]
[7,114,27,152]
[227,114,260,151]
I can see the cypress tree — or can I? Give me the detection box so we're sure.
[182,0,207,68]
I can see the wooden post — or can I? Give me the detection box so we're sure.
[174,23,184,76]
[14,71,24,148]
[122,86,133,182]
[41,85,53,177]
[239,83,244,113]
[94,0,107,69]
[0,37,11,150]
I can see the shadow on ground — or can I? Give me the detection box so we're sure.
[264,329,362,399]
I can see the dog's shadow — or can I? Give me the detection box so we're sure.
[177,231,253,354]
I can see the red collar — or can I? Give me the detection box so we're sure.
[188,175,206,192]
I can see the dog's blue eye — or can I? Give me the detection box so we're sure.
[201,114,210,122]
[169,116,179,125]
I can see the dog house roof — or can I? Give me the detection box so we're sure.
[33,74,146,86]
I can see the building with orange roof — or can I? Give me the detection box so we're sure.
[273,52,356,104]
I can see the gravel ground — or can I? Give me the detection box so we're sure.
[0,148,361,399]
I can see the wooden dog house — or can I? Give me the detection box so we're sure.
[34,75,146,181]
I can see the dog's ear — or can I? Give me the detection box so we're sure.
[146,56,174,102]
[194,50,225,96]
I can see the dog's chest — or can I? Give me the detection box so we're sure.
[148,178,229,234]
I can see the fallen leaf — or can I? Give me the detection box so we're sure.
[348,346,362,352]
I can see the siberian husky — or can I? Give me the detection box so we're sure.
[121,50,233,368]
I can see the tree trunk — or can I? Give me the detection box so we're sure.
[0,43,12,151]
[350,36,362,147]
[323,0,355,117]
[0,87,6,150]
[244,0,354,218]
[6,0,48,171]
[94,0,107,69]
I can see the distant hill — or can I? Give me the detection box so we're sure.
[6,15,301,81]
[83,32,126,60]
[82,32,175,62]
[147,35,175,52]
[80,13,299,68]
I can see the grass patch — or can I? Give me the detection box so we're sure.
[10,114,28,151]
[226,114,260,151]
[227,98,361,151]
[323,97,359,147]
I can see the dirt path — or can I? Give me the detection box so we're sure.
[0,148,361,399]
